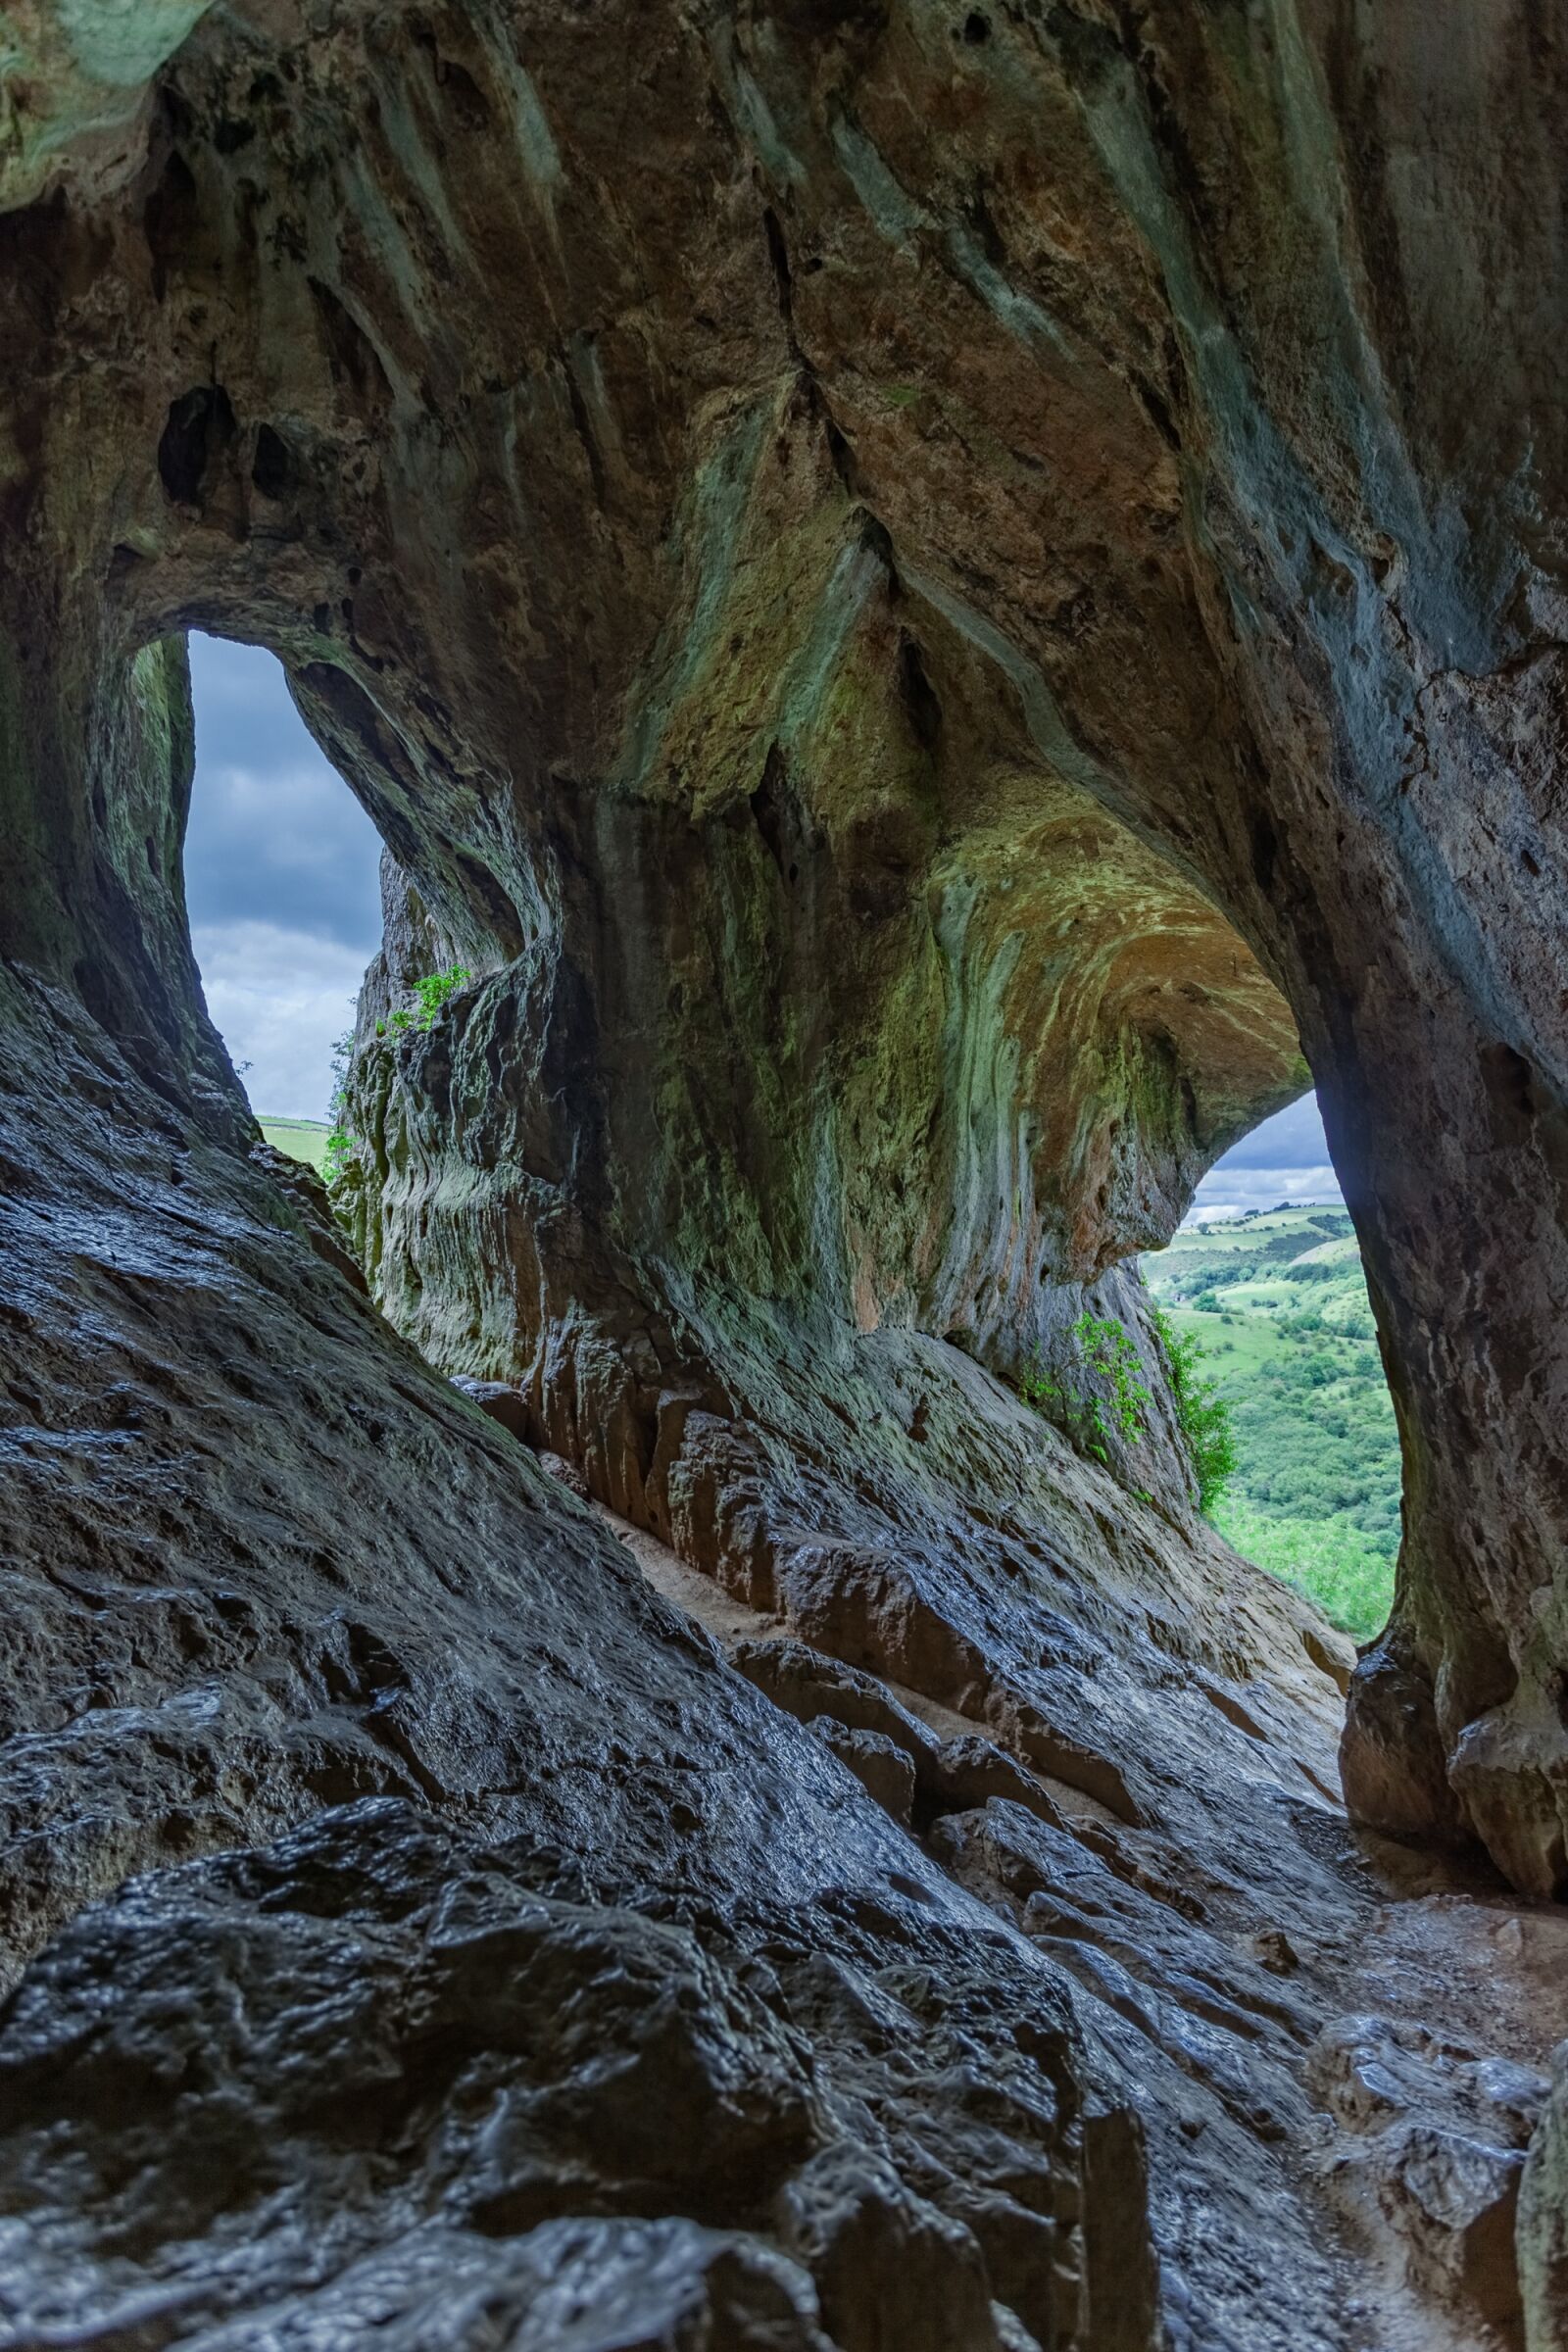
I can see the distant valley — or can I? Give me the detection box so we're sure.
[1142,1206,1397,1639]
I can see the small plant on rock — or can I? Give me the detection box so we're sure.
[322,1028,358,1187]
[386,965,472,1034]
[1020,1310,1151,1466]
[1152,1304,1236,1514]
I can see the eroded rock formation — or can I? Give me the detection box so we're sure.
[3,3,1568,2346]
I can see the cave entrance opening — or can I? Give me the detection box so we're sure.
[1141,1093,1399,1647]
[183,631,384,1166]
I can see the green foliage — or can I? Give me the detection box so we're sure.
[1210,1496,1394,1642]
[323,1028,358,1187]
[1021,1310,1150,1466]
[1142,1204,1398,1636]
[387,965,472,1034]
[1195,1259,1256,1291]
[1152,1306,1235,1514]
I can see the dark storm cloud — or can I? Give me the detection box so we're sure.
[184,633,385,954]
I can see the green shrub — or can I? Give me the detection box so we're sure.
[387,965,472,1034]
[1152,1306,1236,1514]
[1020,1311,1151,1466]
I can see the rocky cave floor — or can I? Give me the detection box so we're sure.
[579,1479,1568,2352]
[3,1013,1566,2352]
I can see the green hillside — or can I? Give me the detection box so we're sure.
[259,1116,331,1174]
[1141,1205,1398,1641]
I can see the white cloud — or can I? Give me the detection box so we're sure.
[192,919,370,1121]
[1184,1160,1345,1227]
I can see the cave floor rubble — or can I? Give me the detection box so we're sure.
[591,1484,1568,2352]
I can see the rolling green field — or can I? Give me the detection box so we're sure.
[1141,1205,1398,1640]
[259,1116,331,1173]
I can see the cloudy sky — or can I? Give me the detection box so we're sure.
[185,633,384,1120]
[181,632,1345,1209]
[1189,1092,1343,1219]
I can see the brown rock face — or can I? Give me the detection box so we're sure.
[3,3,1568,2346]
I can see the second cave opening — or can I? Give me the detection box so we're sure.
[182,629,385,1138]
[176,624,1403,1654]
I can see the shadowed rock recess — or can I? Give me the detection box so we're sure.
[3,4,1568,2346]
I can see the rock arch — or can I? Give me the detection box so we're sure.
[4,5,1568,2343]
[5,0,1554,1888]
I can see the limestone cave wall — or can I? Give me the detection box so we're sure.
[3,3,1568,2347]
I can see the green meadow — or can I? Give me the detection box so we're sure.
[259,1117,331,1174]
[1141,1205,1398,1642]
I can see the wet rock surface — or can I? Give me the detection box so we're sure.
[1,0,1564,1888]
[2,4,1568,2348]
[606,1492,1568,2352]
[0,980,1153,2351]
[1310,2017,1545,2327]
[6,1792,1102,2352]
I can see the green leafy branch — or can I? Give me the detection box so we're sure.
[380,965,472,1037]
[323,1028,357,1186]
[1152,1303,1236,1514]
[1020,1310,1152,1466]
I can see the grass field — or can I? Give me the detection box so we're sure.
[1141,1205,1398,1640]
[259,1116,331,1174]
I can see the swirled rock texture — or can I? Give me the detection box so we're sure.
[2,2,1568,2346]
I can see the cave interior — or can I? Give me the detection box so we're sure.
[3,4,1568,2348]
